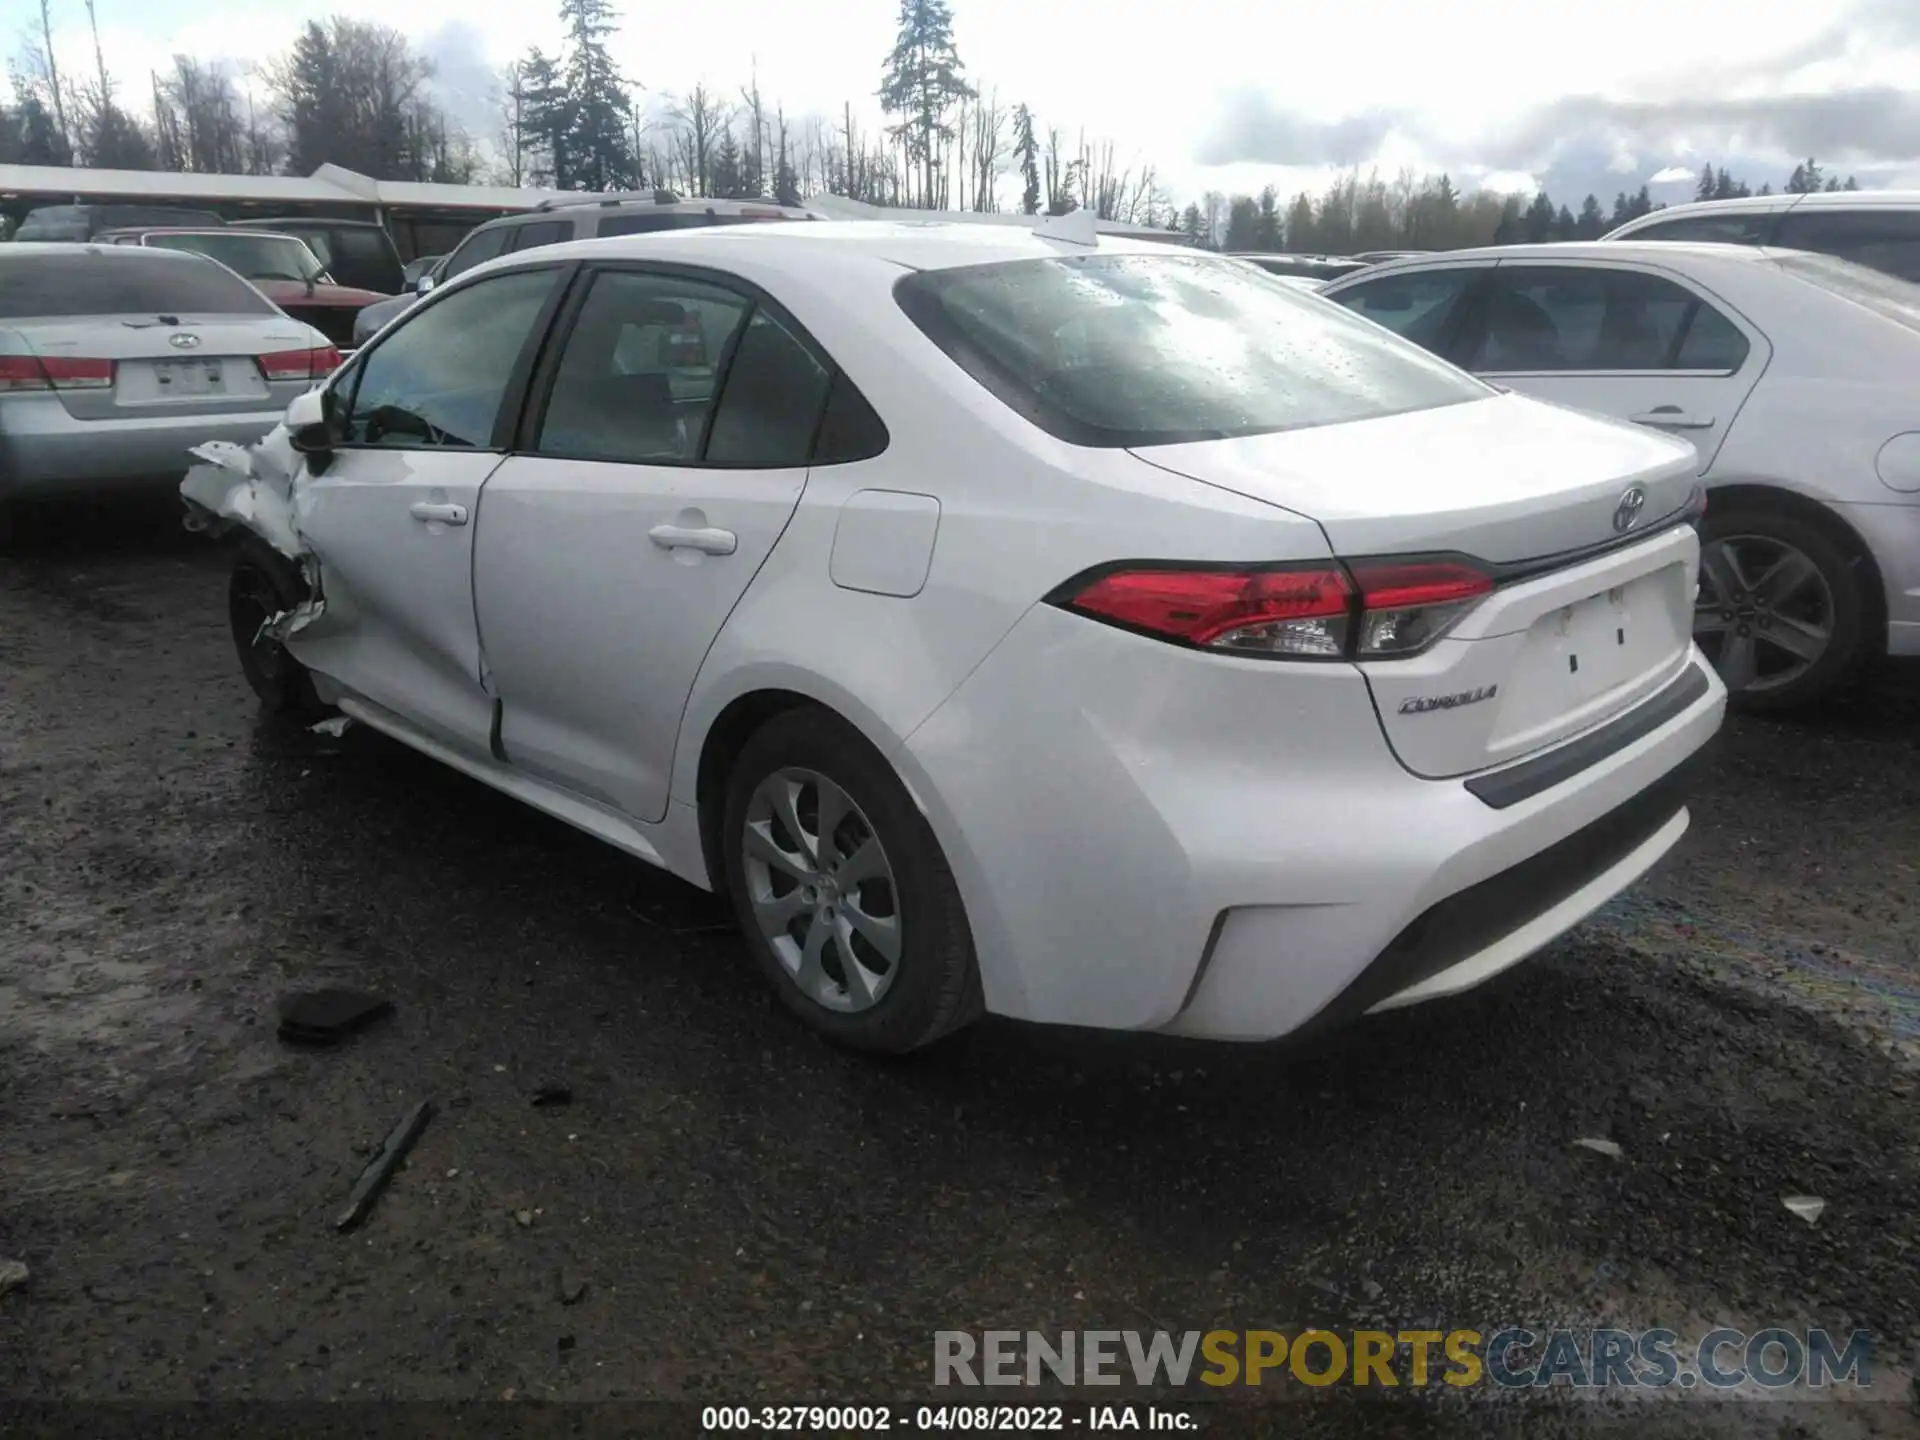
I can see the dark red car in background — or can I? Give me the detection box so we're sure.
[98,228,391,351]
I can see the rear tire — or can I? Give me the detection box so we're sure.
[228,537,330,722]
[720,707,982,1054]
[1695,504,1868,712]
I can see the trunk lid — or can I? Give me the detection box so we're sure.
[1134,391,1705,779]
[14,314,322,421]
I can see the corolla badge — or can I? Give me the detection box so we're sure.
[1612,485,1647,533]
[168,332,202,349]
[1398,684,1498,715]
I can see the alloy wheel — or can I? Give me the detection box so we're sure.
[1694,535,1834,695]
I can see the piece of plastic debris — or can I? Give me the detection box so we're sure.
[0,1259,29,1297]
[1573,1137,1624,1159]
[515,1210,535,1228]
[1783,1195,1826,1225]
[532,1084,572,1108]
[309,716,353,738]
[277,989,393,1046]
[335,1101,434,1233]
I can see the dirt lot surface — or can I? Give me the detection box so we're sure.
[2,504,1918,1438]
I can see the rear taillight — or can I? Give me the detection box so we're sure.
[1053,556,1494,662]
[0,355,113,392]
[258,346,342,382]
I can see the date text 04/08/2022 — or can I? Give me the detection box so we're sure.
[699,1404,1198,1431]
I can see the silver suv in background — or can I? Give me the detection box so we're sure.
[1602,190,1920,283]
[351,192,819,346]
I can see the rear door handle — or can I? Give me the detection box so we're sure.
[409,501,468,525]
[1629,406,1715,430]
[649,524,737,556]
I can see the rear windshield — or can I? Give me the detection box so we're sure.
[142,232,328,283]
[894,253,1488,448]
[1774,251,1920,337]
[0,252,277,319]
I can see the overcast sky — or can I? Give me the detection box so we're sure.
[23,0,1920,203]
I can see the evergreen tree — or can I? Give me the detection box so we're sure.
[773,111,802,206]
[1695,164,1716,202]
[878,0,975,208]
[1609,191,1631,227]
[1012,104,1040,215]
[711,128,743,198]
[518,49,571,188]
[13,92,70,165]
[1254,185,1282,251]
[1576,194,1605,239]
[1180,202,1204,246]
[1785,158,1823,194]
[557,0,638,190]
[1283,191,1315,252]
[1554,203,1575,239]
[1223,194,1260,251]
[1522,190,1556,242]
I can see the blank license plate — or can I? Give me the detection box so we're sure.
[151,359,229,396]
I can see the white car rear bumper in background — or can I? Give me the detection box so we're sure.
[902,604,1726,1043]
[0,394,286,496]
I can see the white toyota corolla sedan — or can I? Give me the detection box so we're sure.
[184,221,1726,1053]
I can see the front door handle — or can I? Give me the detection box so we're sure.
[409,500,469,525]
[649,523,737,556]
[1629,406,1715,430]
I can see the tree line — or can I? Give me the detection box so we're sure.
[1183,157,1862,256]
[0,0,1868,250]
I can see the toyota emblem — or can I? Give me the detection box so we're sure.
[1612,485,1647,534]
[168,332,201,350]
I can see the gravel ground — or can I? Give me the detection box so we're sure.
[2,502,1917,1438]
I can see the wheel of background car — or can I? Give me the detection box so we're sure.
[228,537,331,722]
[720,707,982,1054]
[1694,504,1868,711]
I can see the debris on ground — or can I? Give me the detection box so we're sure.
[1782,1195,1827,1225]
[531,1084,573,1108]
[514,1210,535,1229]
[0,1259,29,1297]
[277,989,394,1047]
[334,1101,434,1233]
[556,1273,588,1306]
[309,716,353,738]
[1573,1137,1624,1159]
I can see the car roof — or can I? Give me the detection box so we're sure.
[230,216,385,229]
[0,240,210,260]
[1333,239,1786,278]
[102,227,297,240]
[1604,188,1920,236]
[484,219,1196,278]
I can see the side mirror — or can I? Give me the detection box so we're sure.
[415,273,437,296]
[284,385,332,454]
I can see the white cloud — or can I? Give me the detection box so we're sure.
[1647,165,1696,183]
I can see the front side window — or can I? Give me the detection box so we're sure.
[342,267,558,448]
[509,221,572,253]
[1463,267,1747,373]
[1772,210,1920,283]
[0,252,277,319]
[535,270,752,463]
[1331,269,1480,354]
[442,225,511,280]
[895,253,1488,448]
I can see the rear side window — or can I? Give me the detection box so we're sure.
[896,253,1487,448]
[534,269,752,464]
[1333,269,1479,353]
[0,252,277,319]
[812,372,890,463]
[1772,210,1920,283]
[705,309,832,467]
[1623,213,1773,245]
[509,221,572,253]
[1463,267,1748,374]
[1774,251,1920,337]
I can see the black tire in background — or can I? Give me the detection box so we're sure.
[1695,502,1871,712]
[720,707,983,1054]
[228,535,331,722]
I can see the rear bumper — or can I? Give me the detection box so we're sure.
[1832,499,1920,658]
[901,599,1726,1041]
[0,396,283,497]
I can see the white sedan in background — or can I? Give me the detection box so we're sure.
[1322,241,1920,709]
[186,224,1723,1053]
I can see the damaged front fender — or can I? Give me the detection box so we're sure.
[181,423,327,642]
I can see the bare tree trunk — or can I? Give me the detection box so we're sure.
[38,0,70,150]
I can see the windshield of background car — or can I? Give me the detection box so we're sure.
[1774,251,1920,338]
[143,232,328,284]
[0,252,279,319]
[893,253,1490,448]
